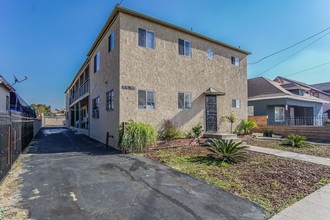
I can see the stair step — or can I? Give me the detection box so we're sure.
[203,133,237,139]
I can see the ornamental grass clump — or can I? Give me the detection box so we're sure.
[118,120,157,153]
[206,139,248,164]
[283,134,308,148]
[159,119,187,140]
[237,119,258,135]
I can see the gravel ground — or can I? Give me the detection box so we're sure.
[145,146,330,213]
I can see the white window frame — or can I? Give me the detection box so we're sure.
[231,56,240,66]
[109,32,115,52]
[178,38,191,57]
[232,99,240,108]
[275,106,285,122]
[178,92,192,109]
[106,90,114,110]
[138,28,155,49]
[138,90,155,109]
[248,106,254,116]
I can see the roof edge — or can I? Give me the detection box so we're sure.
[248,95,329,104]
[87,5,251,57]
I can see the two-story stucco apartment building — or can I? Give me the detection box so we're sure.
[65,6,250,147]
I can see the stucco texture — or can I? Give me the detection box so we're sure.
[119,12,248,134]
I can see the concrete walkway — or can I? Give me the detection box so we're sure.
[271,184,330,220]
[247,145,330,166]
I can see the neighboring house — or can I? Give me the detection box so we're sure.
[0,75,35,117]
[274,76,330,118]
[310,81,330,117]
[248,77,328,126]
[10,92,36,117]
[0,75,14,113]
[65,6,250,146]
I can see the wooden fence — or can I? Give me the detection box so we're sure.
[252,125,330,142]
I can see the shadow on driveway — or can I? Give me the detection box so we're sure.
[19,127,270,220]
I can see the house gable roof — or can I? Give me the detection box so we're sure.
[0,75,15,91]
[274,76,330,97]
[310,81,330,92]
[248,77,328,104]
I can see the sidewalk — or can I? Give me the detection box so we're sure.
[246,145,330,220]
[247,145,330,166]
[270,184,330,220]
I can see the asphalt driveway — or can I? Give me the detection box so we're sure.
[19,127,269,220]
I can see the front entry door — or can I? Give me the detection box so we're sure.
[206,95,217,132]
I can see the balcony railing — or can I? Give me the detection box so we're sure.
[69,80,89,105]
[267,115,328,126]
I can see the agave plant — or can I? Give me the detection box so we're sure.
[206,139,248,164]
[283,134,308,148]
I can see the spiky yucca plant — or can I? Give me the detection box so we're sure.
[206,139,248,164]
[283,134,308,148]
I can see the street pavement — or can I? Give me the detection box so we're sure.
[19,127,269,220]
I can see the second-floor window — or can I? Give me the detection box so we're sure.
[94,51,100,73]
[138,90,155,109]
[231,56,240,66]
[109,32,115,52]
[106,90,114,110]
[92,97,100,118]
[178,39,191,57]
[138,28,155,49]
[178,92,191,109]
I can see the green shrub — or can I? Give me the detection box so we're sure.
[205,139,248,164]
[118,120,157,153]
[159,119,187,140]
[237,119,258,135]
[192,123,203,138]
[283,134,308,148]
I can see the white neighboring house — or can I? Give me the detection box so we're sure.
[0,75,14,113]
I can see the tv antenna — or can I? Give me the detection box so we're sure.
[11,74,28,86]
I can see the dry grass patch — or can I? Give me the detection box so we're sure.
[145,146,330,214]
[0,156,29,220]
[243,136,330,158]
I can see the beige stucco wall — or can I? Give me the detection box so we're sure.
[0,84,10,113]
[88,15,121,147]
[119,12,248,134]
[65,11,249,147]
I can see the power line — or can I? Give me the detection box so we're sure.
[248,27,330,65]
[118,0,124,5]
[256,31,330,77]
[283,61,330,77]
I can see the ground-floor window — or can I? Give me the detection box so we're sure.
[232,99,240,108]
[138,90,155,109]
[92,97,100,118]
[178,92,191,109]
[106,90,114,110]
[248,106,254,116]
[275,106,285,122]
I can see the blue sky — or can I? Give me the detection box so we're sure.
[0,0,329,110]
